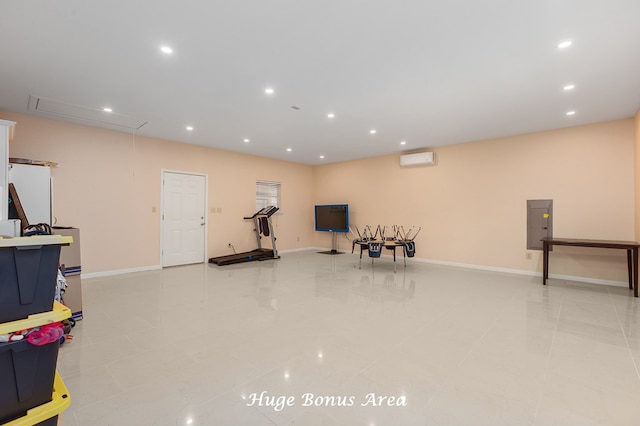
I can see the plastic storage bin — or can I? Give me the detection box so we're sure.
[0,236,72,323]
[2,372,71,426]
[0,338,60,423]
[0,302,71,337]
[0,302,71,426]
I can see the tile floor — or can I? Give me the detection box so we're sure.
[56,251,640,425]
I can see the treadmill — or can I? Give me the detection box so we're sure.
[208,206,280,266]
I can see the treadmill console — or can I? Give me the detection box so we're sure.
[257,206,279,217]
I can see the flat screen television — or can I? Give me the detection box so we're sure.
[314,204,349,233]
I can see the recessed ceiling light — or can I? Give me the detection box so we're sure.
[160,46,173,54]
[369,129,377,134]
[243,138,250,143]
[563,84,575,91]
[566,110,576,116]
[186,126,194,131]
[557,40,572,49]
[319,155,325,159]
[103,107,112,113]
[400,141,407,145]
[327,113,335,119]
[265,87,275,95]
[286,148,292,152]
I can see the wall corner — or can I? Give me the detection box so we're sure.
[635,109,640,241]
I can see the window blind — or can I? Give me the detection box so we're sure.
[256,180,280,211]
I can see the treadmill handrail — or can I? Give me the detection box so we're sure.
[244,205,279,219]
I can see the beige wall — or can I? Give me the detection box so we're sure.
[314,119,635,283]
[3,110,636,283]
[635,109,640,242]
[2,111,314,274]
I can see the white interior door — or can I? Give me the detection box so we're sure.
[162,171,206,267]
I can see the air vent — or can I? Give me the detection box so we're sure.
[28,95,147,130]
[400,152,435,167]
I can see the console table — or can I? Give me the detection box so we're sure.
[541,237,640,297]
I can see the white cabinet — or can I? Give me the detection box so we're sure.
[0,120,16,221]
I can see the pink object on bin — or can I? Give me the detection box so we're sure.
[27,323,64,346]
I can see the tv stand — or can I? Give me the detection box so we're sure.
[318,231,344,255]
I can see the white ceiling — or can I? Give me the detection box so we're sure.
[1,1,639,165]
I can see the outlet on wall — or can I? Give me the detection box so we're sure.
[526,252,532,260]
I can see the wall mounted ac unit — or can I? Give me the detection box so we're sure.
[400,152,435,167]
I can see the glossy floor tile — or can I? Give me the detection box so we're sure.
[56,251,640,425]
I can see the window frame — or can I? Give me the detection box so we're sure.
[256,180,281,213]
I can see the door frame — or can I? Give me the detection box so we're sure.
[160,169,208,267]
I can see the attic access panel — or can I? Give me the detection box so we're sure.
[28,95,147,130]
[527,199,552,250]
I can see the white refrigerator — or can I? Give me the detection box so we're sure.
[9,163,52,226]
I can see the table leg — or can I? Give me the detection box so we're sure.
[403,245,406,268]
[627,249,633,290]
[543,242,549,285]
[634,247,638,298]
[392,246,397,273]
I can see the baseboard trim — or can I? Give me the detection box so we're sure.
[278,247,319,254]
[411,257,628,288]
[320,245,628,288]
[81,249,629,288]
[82,265,161,279]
